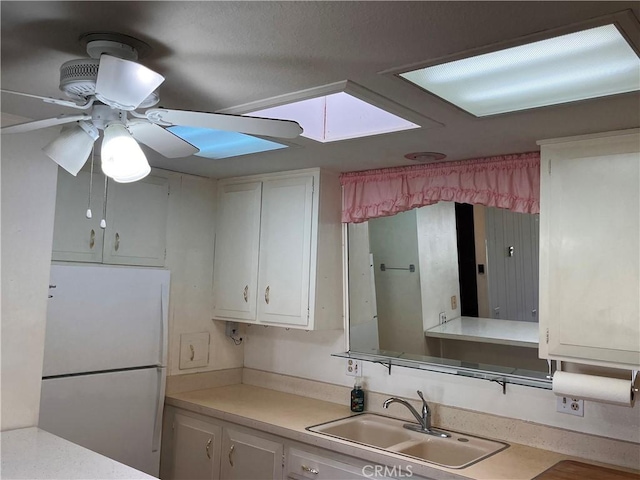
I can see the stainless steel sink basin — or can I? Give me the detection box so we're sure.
[307,413,508,469]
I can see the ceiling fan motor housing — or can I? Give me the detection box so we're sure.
[58,54,160,108]
[59,58,100,99]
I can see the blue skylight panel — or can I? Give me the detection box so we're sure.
[167,126,287,159]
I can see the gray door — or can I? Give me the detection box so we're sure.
[485,208,539,322]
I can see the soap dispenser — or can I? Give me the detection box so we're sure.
[350,378,365,412]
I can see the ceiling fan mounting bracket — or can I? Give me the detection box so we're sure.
[79,32,152,60]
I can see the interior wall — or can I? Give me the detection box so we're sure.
[473,205,490,318]
[1,128,58,430]
[368,210,424,354]
[243,326,639,444]
[347,222,379,352]
[164,172,244,376]
[416,202,461,329]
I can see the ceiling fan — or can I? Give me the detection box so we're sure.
[1,33,303,183]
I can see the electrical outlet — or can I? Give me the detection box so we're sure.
[439,312,447,324]
[225,321,239,338]
[346,359,362,377]
[556,396,584,417]
[451,295,457,310]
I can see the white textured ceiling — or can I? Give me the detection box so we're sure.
[2,1,639,179]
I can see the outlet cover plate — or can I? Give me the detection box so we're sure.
[346,359,362,377]
[556,396,584,417]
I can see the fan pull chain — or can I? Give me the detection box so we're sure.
[100,175,108,229]
[86,146,95,219]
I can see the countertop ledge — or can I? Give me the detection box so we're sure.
[166,384,639,480]
[0,427,156,480]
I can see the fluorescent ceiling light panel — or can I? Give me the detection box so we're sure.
[167,126,286,159]
[399,24,640,117]
[246,92,419,143]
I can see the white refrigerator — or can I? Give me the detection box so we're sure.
[39,264,170,477]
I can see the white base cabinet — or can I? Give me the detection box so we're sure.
[221,427,283,480]
[162,407,433,480]
[163,408,282,480]
[538,129,640,370]
[172,413,221,480]
[212,168,343,330]
[52,169,169,267]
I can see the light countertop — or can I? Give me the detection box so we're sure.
[165,384,636,480]
[0,427,156,480]
[425,316,539,348]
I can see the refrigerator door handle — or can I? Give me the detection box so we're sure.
[160,282,169,366]
[151,367,166,452]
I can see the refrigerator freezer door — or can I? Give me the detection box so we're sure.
[43,265,170,376]
[39,367,166,477]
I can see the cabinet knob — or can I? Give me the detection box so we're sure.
[114,232,120,252]
[228,444,235,467]
[301,465,319,475]
[243,285,249,303]
[265,286,270,305]
[205,438,212,459]
[89,229,95,249]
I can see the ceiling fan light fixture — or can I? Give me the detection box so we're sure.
[95,55,164,110]
[43,121,99,175]
[101,123,150,183]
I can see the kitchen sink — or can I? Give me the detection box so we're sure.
[307,413,508,469]
[309,413,413,448]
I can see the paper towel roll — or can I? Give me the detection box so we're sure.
[552,371,634,407]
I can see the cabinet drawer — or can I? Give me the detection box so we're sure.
[287,448,395,480]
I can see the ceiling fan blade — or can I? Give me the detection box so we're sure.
[129,121,199,158]
[1,89,92,109]
[146,108,303,139]
[95,55,164,111]
[1,114,91,134]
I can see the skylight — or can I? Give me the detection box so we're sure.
[246,92,419,143]
[167,126,287,159]
[398,24,640,117]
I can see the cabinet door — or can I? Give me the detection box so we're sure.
[103,175,169,267]
[539,132,640,369]
[172,413,221,480]
[220,427,283,480]
[52,169,105,263]
[257,176,314,326]
[212,182,262,321]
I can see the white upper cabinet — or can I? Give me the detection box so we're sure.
[257,176,314,326]
[212,182,262,321]
[52,170,105,263]
[52,169,169,267]
[212,168,343,330]
[538,129,640,370]
[103,175,169,266]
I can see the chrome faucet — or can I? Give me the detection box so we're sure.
[382,390,450,438]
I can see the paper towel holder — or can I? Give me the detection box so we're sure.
[553,363,638,401]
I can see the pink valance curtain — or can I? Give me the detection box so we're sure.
[340,152,540,223]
